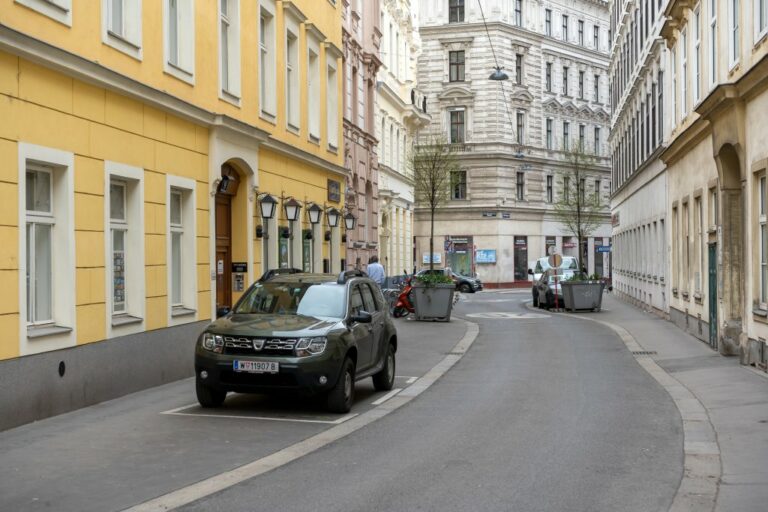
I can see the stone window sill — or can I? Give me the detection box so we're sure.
[172,307,196,318]
[28,324,72,339]
[112,314,143,327]
[753,306,768,318]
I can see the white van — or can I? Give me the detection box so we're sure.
[527,256,579,282]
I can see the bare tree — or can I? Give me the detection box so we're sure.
[552,145,605,270]
[410,136,461,271]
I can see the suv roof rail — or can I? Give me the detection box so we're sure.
[336,269,368,284]
[258,268,304,282]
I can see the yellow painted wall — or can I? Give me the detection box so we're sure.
[0,0,344,168]
[0,51,210,360]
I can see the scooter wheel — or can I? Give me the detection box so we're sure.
[392,306,407,318]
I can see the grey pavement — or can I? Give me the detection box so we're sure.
[588,294,768,512]
[0,319,466,512]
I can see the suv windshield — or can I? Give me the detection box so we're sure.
[234,282,346,319]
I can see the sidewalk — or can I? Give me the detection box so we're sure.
[596,294,768,512]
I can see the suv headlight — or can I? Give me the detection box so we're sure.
[202,333,224,353]
[294,337,327,357]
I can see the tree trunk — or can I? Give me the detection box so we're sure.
[429,208,435,272]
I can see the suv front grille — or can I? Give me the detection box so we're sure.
[222,336,298,356]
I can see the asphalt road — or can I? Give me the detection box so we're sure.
[179,291,683,512]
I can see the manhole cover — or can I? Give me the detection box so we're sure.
[632,350,658,356]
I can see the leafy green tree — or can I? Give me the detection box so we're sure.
[410,136,461,272]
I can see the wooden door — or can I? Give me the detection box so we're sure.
[215,194,232,310]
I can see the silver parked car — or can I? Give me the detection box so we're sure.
[533,268,577,309]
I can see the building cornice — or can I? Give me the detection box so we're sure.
[659,116,710,166]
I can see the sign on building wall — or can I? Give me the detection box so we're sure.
[422,252,442,264]
[476,249,497,264]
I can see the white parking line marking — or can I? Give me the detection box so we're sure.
[371,388,402,406]
[406,377,417,384]
[162,410,358,425]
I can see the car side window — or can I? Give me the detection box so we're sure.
[360,283,378,312]
[349,285,365,316]
[535,261,543,273]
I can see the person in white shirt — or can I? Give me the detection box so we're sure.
[366,256,386,287]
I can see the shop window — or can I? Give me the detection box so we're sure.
[514,236,528,280]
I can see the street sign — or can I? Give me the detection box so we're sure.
[548,253,563,268]
[597,245,612,253]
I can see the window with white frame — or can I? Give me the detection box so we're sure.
[545,9,552,36]
[710,0,717,86]
[515,0,522,26]
[729,0,739,67]
[110,180,128,314]
[578,20,584,45]
[260,1,277,117]
[449,0,465,23]
[594,126,601,154]
[759,174,767,304]
[26,166,54,325]
[449,108,466,143]
[546,63,552,91]
[165,0,195,81]
[19,145,75,353]
[562,14,569,41]
[220,0,241,99]
[671,47,678,124]
[562,66,569,95]
[286,28,299,130]
[563,121,570,150]
[307,40,321,141]
[546,175,553,203]
[451,170,467,199]
[167,179,196,319]
[693,6,701,104]
[16,0,72,26]
[593,24,599,49]
[757,0,768,40]
[681,28,688,117]
[327,61,339,149]
[578,124,585,150]
[102,0,142,58]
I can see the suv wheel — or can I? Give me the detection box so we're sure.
[327,357,355,413]
[459,283,472,293]
[532,292,539,308]
[196,378,227,408]
[372,343,396,391]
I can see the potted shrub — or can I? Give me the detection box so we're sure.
[561,272,605,312]
[412,272,455,322]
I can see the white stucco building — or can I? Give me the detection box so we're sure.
[414,0,612,286]
[609,0,669,316]
[377,0,431,277]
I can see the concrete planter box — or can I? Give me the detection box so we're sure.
[412,282,455,322]
[561,281,605,312]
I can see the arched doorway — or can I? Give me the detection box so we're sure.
[715,143,745,355]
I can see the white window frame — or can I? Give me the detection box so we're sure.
[166,176,197,325]
[729,0,740,69]
[260,0,277,119]
[756,0,768,42]
[681,28,688,118]
[25,165,54,326]
[710,0,717,87]
[693,6,701,104]
[15,0,72,26]
[105,162,145,337]
[219,0,241,102]
[307,30,322,142]
[101,0,142,59]
[284,6,303,131]
[18,143,75,356]
[448,107,466,144]
[164,0,195,84]
[759,174,767,305]
[327,58,339,150]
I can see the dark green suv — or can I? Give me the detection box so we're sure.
[195,270,398,413]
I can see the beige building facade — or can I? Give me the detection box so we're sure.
[376,0,430,277]
[656,0,768,367]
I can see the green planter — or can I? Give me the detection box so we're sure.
[561,281,605,312]
[412,282,455,322]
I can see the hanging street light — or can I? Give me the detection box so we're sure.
[489,66,509,81]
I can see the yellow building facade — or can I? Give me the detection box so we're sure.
[0,0,346,428]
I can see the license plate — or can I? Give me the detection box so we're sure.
[233,360,279,373]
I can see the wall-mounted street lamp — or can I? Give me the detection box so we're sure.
[489,66,509,81]
[326,208,340,273]
[283,197,301,223]
[259,193,278,270]
[344,211,357,231]
[307,203,323,226]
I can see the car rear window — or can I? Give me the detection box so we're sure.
[234,282,346,319]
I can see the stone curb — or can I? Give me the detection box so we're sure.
[124,319,481,512]
[539,304,722,512]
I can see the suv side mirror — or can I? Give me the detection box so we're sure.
[350,311,372,324]
[216,306,231,318]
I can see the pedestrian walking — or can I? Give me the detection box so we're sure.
[366,256,386,288]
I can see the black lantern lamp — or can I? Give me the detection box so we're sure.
[326,207,340,228]
[283,197,301,222]
[307,203,322,225]
[344,211,357,230]
[259,193,278,220]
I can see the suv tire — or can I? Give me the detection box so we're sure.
[372,343,396,391]
[532,292,539,308]
[327,357,355,413]
[196,378,227,408]
[459,283,472,293]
